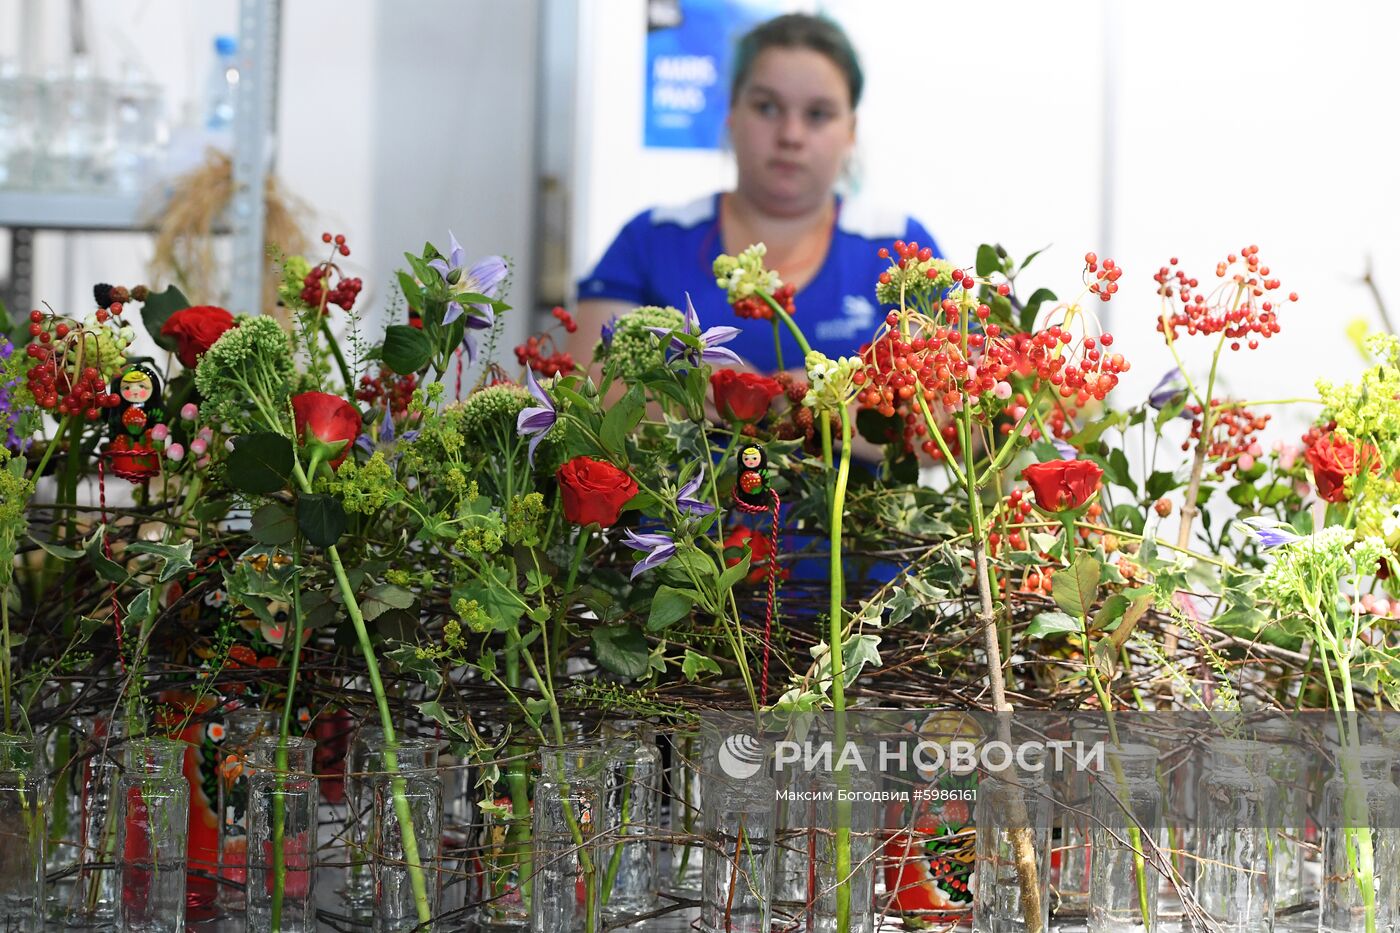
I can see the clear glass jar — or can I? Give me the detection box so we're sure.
[246,736,318,933]
[1253,717,1306,910]
[1194,738,1278,933]
[600,721,661,921]
[1088,744,1162,933]
[373,738,443,932]
[699,738,777,933]
[0,734,44,930]
[1056,726,1106,911]
[344,724,384,913]
[1320,744,1400,933]
[215,707,278,913]
[63,717,124,925]
[973,758,1053,933]
[468,723,531,930]
[666,726,704,896]
[531,746,604,933]
[808,761,878,933]
[116,738,188,933]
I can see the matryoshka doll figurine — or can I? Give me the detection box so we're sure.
[104,363,164,482]
[734,443,771,509]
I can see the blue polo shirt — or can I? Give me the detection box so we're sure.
[578,193,941,370]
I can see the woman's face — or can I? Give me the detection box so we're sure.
[728,47,856,216]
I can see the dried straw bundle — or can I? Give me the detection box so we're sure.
[147,150,309,318]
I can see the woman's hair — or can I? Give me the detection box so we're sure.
[730,13,864,109]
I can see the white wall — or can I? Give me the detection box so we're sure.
[573,0,1400,442]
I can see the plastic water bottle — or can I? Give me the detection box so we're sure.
[204,35,238,131]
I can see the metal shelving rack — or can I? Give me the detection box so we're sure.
[0,0,281,317]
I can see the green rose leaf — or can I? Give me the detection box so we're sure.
[592,624,651,680]
[1026,610,1080,639]
[362,584,416,622]
[1052,552,1101,618]
[297,493,348,548]
[227,433,294,495]
[382,324,434,374]
[140,283,191,351]
[647,585,697,631]
[250,502,298,546]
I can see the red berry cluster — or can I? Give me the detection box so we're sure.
[320,231,352,257]
[876,241,943,285]
[549,306,578,334]
[1185,400,1269,474]
[732,283,795,320]
[23,308,125,419]
[1083,252,1122,302]
[301,263,362,313]
[513,308,578,377]
[1154,246,1295,348]
[355,366,419,418]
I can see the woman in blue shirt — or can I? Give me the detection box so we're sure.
[573,13,940,374]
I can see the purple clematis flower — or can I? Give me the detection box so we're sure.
[428,231,507,363]
[1148,368,1190,415]
[600,313,619,349]
[1241,517,1302,549]
[649,293,742,369]
[1052,439,1078,461]
[676,466,715,516]
[622,528,677,579]
[516,367,556,466]
[355,407,419,462]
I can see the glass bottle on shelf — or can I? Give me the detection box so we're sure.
[373,738,443,932]
[246,736,318,933]
[1194,738,1279,933]
[1088,743,1162,933]
[115,738,188,933]
[216,707,278,913]
[1319,744,1400,933]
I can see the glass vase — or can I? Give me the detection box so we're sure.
[531,746,604,933]
[116,738,188,933]
[246,736,318,933]
[343,724,384,915]
[1055,726,1105,912]
[1087,744,1162,933]
[215,707,278,913]
[1320,744,1400,933]
[0,734,44,931]
[807,762,878,933]
[666,726,704,896]
[599,721,661,922]
[373,738,443,932]
[699,742,777,933]
[62,717,124,926]
[1194,738,1278,933]
[1254,717,1307,910]
[468,720,531,929]
[972,760,1053,933]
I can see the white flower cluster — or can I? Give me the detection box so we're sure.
[803,351,860,414]
[713,244,783,304]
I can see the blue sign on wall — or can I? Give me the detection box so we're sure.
[644,0,782,150]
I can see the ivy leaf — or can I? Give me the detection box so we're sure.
[127,540,195,583]
[250,502,298,546]
[681,649,722,681]
[381,324,434,375]
[1052,552,1101,618]
[226,433,293,495]
[1026,610,1080,638]
[84,527,128,585]
[592,624,651,680]
[297,494,347,548]
[140,284,190,351]
[842,634,882,686]
[31,537,83,560]
[647,585,697,631]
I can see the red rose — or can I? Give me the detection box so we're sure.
[1021,459,1103,512]
[161,305,236,369]
[723,526,790,586]
[556,456,638,528]
[711,369,783,423]
[292,391,362,470]
[1304,434,1379,503]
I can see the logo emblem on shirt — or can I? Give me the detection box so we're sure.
[814,295,876,342]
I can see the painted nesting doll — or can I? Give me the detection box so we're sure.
[104,363,164,481]
[734,442,771,509]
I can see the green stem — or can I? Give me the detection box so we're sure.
[320,314,355,391]
[290,462,433,926]
[271,537,307,929]
[770,319,785,372]
[829,408,854,933]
